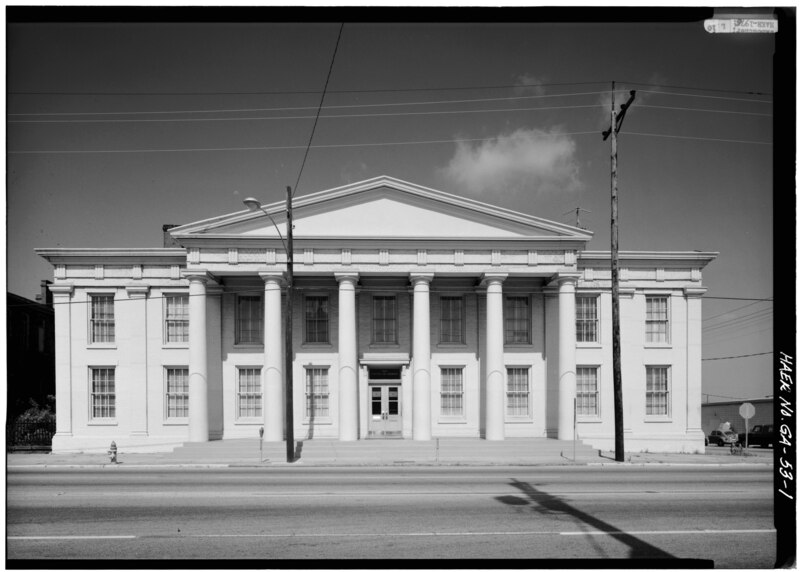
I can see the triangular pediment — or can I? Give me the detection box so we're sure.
[171,176,592,242]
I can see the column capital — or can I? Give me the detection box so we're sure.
[182,269,215,284]
[549,272,581,288]
[479,272,508,288]
[125,284,150,299]
[259,271,286,285]
[409,272,434,285]
[684,287,708,298]
[334,272,360,285]
[49,283,74,296]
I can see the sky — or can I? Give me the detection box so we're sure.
[5,6,784,404]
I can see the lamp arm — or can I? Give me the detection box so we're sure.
[257,206,289,256]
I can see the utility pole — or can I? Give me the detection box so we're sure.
[285,185,295,463]
[603,82,636,463]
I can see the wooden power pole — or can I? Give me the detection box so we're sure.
[603,82,636,463]
[285,185,295,463]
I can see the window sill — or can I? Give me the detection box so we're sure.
[163,419,188,426]
[301,343,333,349]
[577,417,603,423]
[162,344,189,350]
[88,420,118,426]
[87,344,117,350]
[302,418,332,425]
[644,343,672,349]
[369,343,400,349]
[644,416,673,423]
[504,343,533,349]
[232,344,265,350]
[505,416,533,424]
[577,342,602,349]
[234,418,264,425]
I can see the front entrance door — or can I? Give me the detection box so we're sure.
[368,384,402,437]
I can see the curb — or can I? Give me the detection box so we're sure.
[7,461,773,470]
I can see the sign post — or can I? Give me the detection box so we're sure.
[739,402,756,449]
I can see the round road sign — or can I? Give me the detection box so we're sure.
[739,402,755,420]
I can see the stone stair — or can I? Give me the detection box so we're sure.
[170,437,600,465]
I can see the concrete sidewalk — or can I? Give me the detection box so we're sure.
[7,438,774,469]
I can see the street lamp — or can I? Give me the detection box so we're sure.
[243,187,295,463]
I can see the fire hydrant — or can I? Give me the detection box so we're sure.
[108,441,118,464]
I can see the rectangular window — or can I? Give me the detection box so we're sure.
[506,367,530,416]
[646,366,670,416]
[90,295,115,343]
[440,367,464,416]
[576,296,598,343]
[504,297,530,344]
[576,367,599,416]
[440,297,464,344]
[165,367,189,419]
[646,296,670,343]
[305,367,330,418]
[90,367,116,419]
[237,368,263,419]
[304,296,330,343]
[372,296,397,344]
[236,295,263,345]
[165,295,189,343]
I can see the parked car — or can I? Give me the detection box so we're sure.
[707,430,739,446]
[738,424,774,448]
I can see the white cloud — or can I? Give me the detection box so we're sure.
[442,128,582,196]
[514,73,547,96]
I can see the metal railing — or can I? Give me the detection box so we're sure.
[6,420,56,451]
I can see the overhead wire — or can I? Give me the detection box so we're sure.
[7,90,614,117]
[291,22,344,199]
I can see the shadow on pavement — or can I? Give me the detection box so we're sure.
[496,478,676,560]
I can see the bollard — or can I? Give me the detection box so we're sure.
[108,441,118,464]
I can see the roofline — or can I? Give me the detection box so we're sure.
[170,175,594,240]
[580,250,718,266]
[35,248,187,265]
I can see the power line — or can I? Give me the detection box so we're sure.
[626,132,772,146]
[703,296,773,302]
[704,326,773,346]
[637,104,771,118]
[7,80,608,97]
[7,132,600,155]
[9,128,774,155]
[8,103,606,124]
[292,22,343,199]
[621,80,772,97]
[635,89,772,104]
[8,90,613,118]
[702,351,773,361]
[702,307,774,331]
[704,299,769,322]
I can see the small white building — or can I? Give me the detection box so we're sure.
[36,176,716,453]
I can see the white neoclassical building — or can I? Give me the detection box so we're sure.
[37,176,716,453]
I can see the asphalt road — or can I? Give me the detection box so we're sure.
[7,465,775,567]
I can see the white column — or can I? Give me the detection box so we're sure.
[125,284,150,438]
[336,273,359,441]
[483,273,507,441]
[50,284,74,449]
[411,273,434,441]
[186,272,210,442]
[260,273,284,441]
[685,288,707,437]
[557,275,578,440]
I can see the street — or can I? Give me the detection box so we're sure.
[7,465,774,567]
